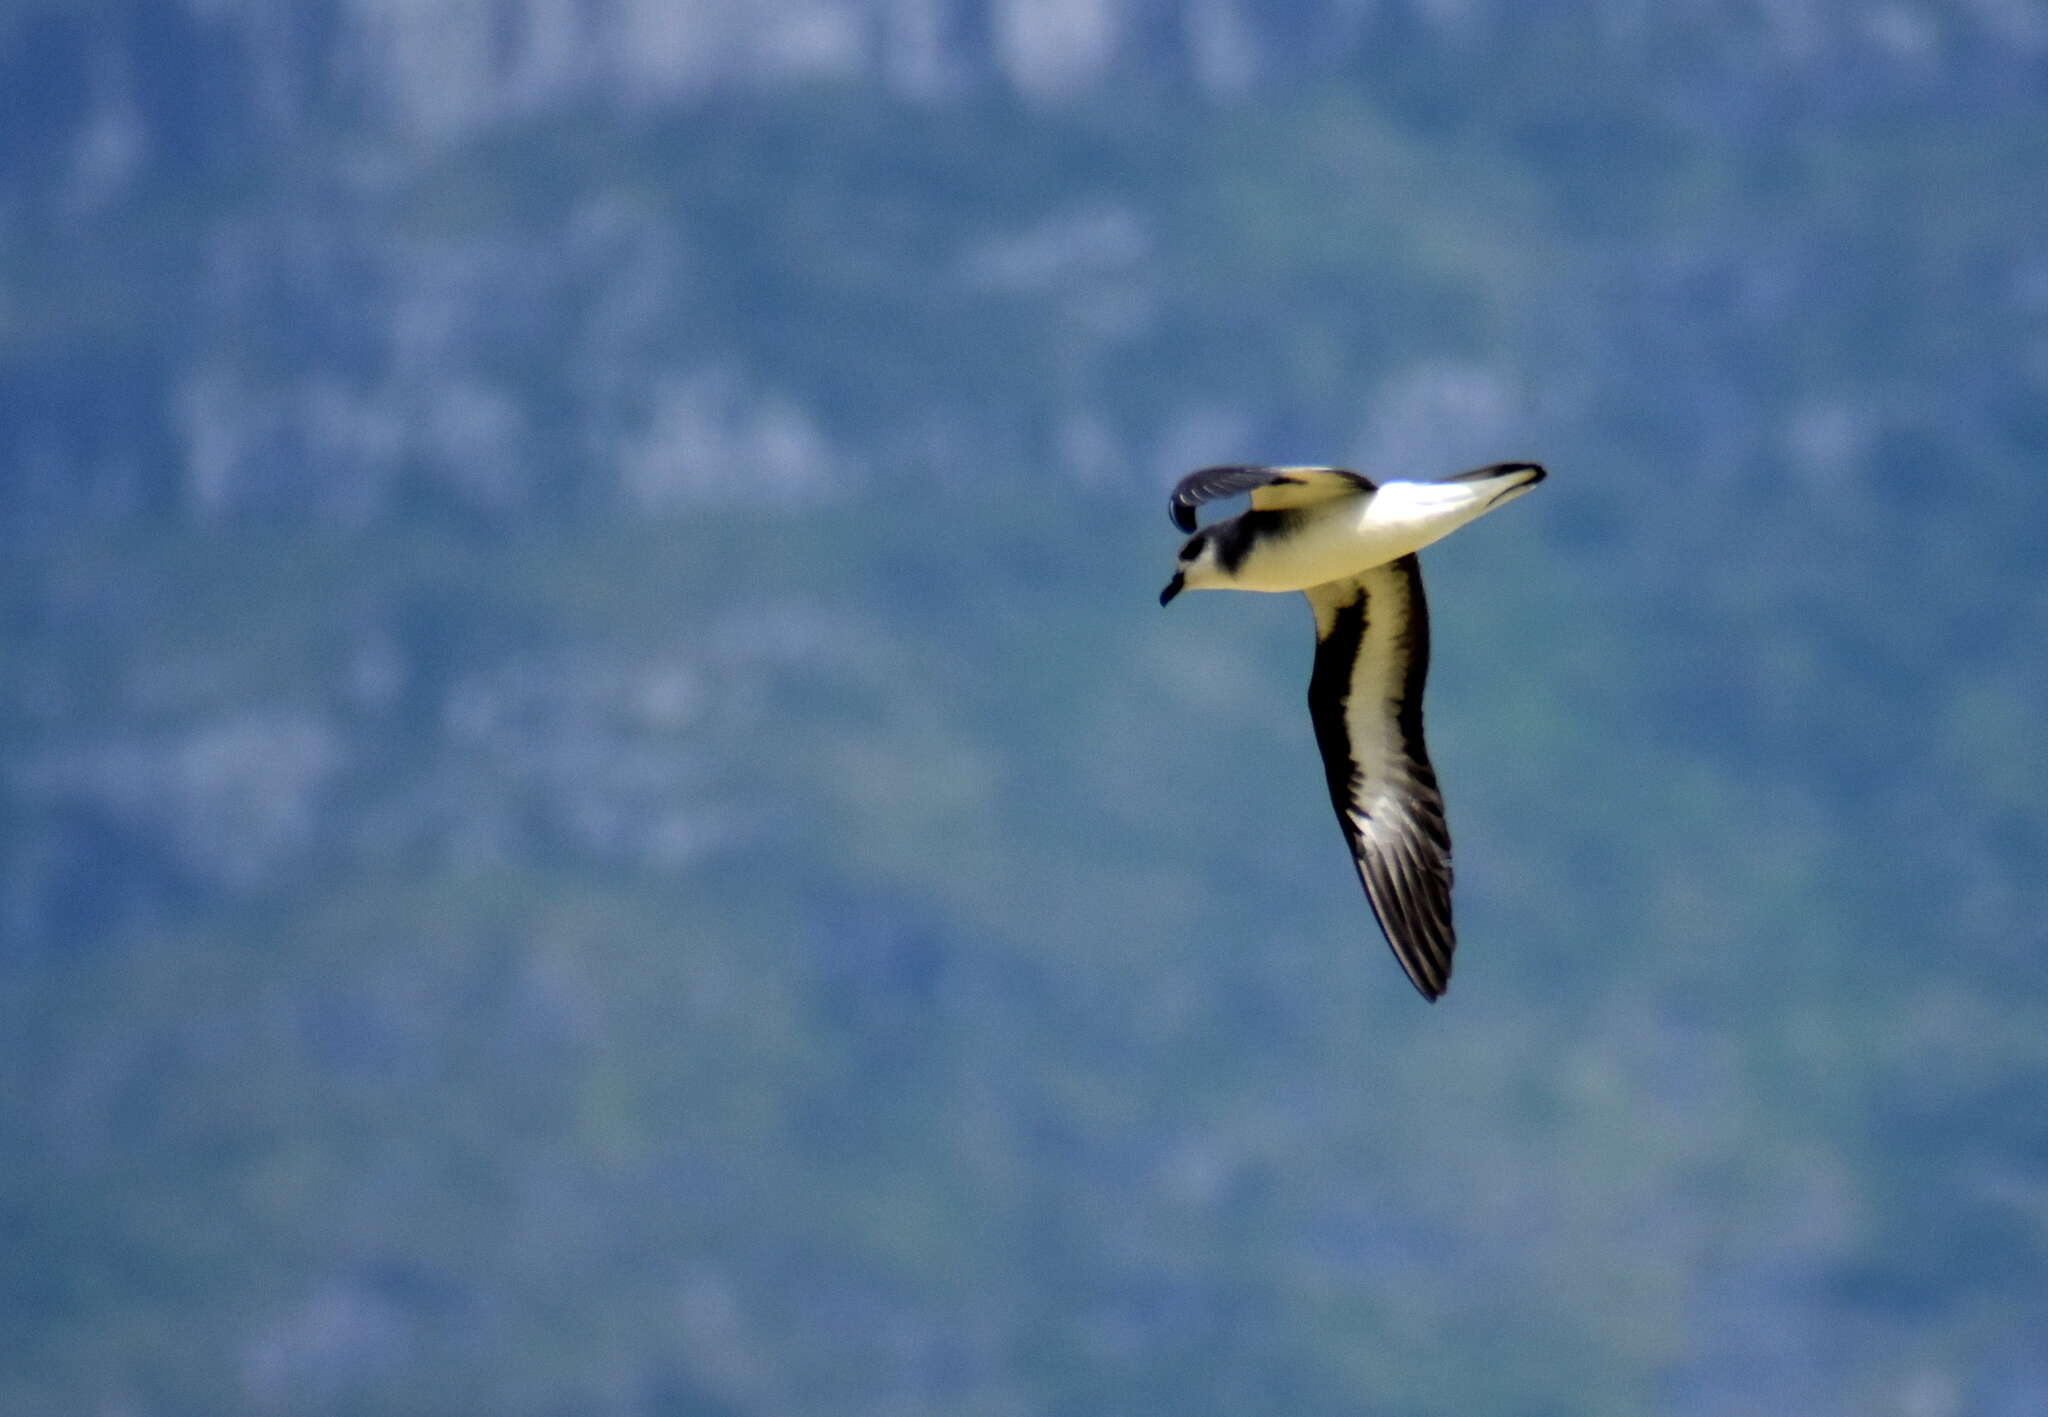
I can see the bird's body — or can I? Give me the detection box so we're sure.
[1159,461,1546,1000]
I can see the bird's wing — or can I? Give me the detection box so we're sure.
[1303,555,1455,1000]
[1169,465,1374,532]
[1440,460,1545,485]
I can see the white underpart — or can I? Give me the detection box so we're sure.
[1226,470,1538,592]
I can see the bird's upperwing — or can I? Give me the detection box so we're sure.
[1303,555,1455,1000]
[1168,465,1374,533]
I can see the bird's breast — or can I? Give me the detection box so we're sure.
[1224,508,1426,591]
[1226,480,1525,591]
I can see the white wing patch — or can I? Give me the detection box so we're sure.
[1246,468,1372,514]
[1304,557,1455,1000]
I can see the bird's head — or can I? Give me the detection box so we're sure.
[1160,529,1223,605]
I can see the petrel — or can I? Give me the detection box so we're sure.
[1159,461,1546,1000]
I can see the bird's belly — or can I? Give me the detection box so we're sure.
[1231,518,1435,591]
[1233,482,1513,591]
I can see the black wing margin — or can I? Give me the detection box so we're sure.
[1303,556,1456,1000]
[1168,465,1373,533]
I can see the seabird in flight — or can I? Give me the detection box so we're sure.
[1159,461,1546,1000]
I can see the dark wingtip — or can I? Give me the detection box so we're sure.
[1448,460,1547,486]
[1159,573,1184,606]
[1408,970,1447,1003]
[1170,502,1198,533]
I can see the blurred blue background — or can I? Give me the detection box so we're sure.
[5,3,2048,1413]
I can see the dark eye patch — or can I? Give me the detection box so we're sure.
[1213,512,1275,574]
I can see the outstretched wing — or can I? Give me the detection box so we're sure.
[1303,556,1455,1000]
[1168,465,1374,532]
